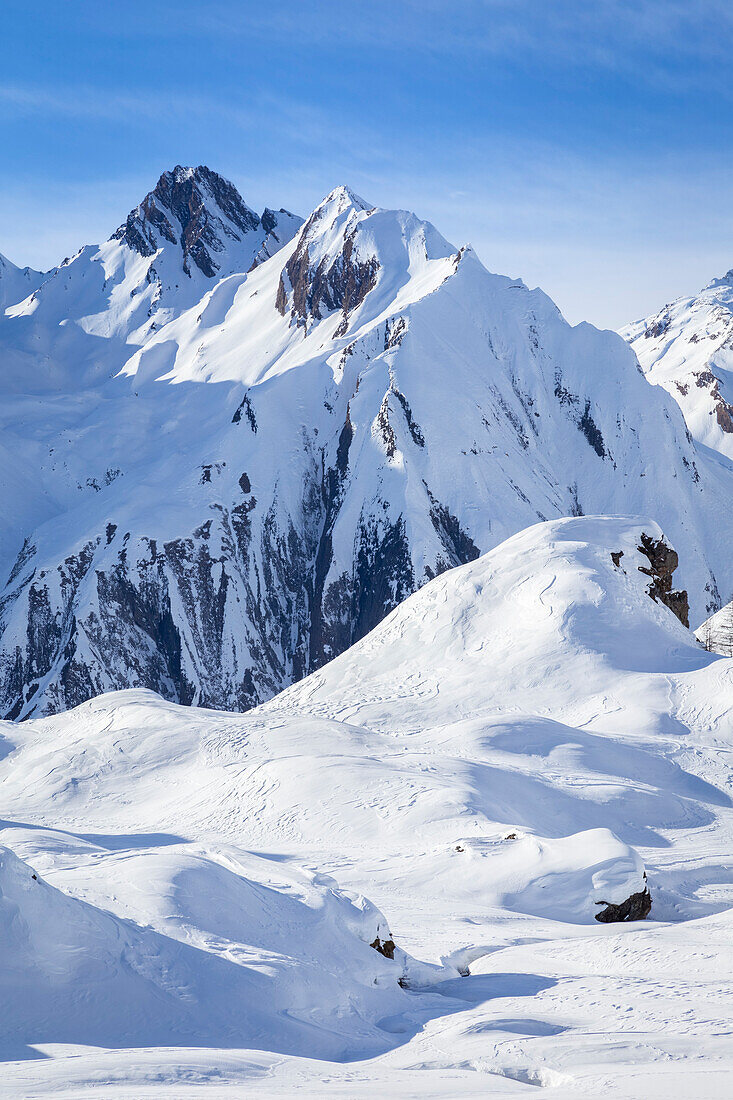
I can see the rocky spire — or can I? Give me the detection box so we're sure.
[113,165,262,277]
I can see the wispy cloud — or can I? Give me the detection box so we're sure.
[1,1,730,327]
[180,0,733,94]
[0,82,392,168]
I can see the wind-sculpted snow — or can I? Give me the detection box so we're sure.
[1,517,732,1095]
[0,842,434,1062]
[1,174,733,720]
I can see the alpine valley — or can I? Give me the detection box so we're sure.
[1,167,733,1099]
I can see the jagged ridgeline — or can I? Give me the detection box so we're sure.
[0,169,731,718]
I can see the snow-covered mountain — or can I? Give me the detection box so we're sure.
[622,270,733,459]
[1,169,733,720]
[697,596,733,656]
[0,251,43,310]
[0,165,302,383]
[2,516,731,1094]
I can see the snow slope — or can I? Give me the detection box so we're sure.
[0,252,43,311]
[1,175,733,720]
[622,269,733,459]
[1,516,731,1096]
[0,842,427,1064]
[696,596,733,656]
[4,165,302,349]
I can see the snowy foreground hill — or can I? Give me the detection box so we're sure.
[1,516,732,1097]
[1,167,733,719]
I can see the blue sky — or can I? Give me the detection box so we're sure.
[1,0,731,327]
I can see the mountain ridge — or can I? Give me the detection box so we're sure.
[0,167,732,719]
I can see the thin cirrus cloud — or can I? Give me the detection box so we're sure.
[0,0,731,328]
[187,0,733,91]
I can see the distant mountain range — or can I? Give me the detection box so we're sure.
[622,270,733,459]
[0,164,732,719]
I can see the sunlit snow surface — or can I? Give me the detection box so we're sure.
[622,270,733,460]
[1,516,732,1097]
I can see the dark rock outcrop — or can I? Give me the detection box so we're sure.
[277,214,379,328]
[693,369,733,434]
[637,532,690,627]
[595,885,652,923]
[370,936,396,960]
[644,312,671,339]
[425,486,481,578]
[114,165,261,277]
[554,379,608,459]
[579,400,606,458]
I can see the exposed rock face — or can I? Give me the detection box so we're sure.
[0,450,432,718]
[644,312,671,340]
[278,236,379,327]
[114,165,262,277]
[276,189,380,330]
[553,381,608,460]
[595,885,652,923]
[108,165,301,302]
[0,491,320,717]
[694,369,733,433]
[370,936,396,960]
[637,532,690,628]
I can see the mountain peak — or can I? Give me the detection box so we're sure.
[704,267,733,291]
[275,185,381,328]
[113,164,262,278]
[3,167,303,348]
[318,185,372,213]
[0,250,44,310]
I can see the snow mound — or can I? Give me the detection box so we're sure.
[270,514,701,727]
[1,513,732,1092]
[438,828,647,923]
[0,842,427,1062]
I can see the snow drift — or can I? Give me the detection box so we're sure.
[0,842,425,1062]
[1,514,732,1093]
